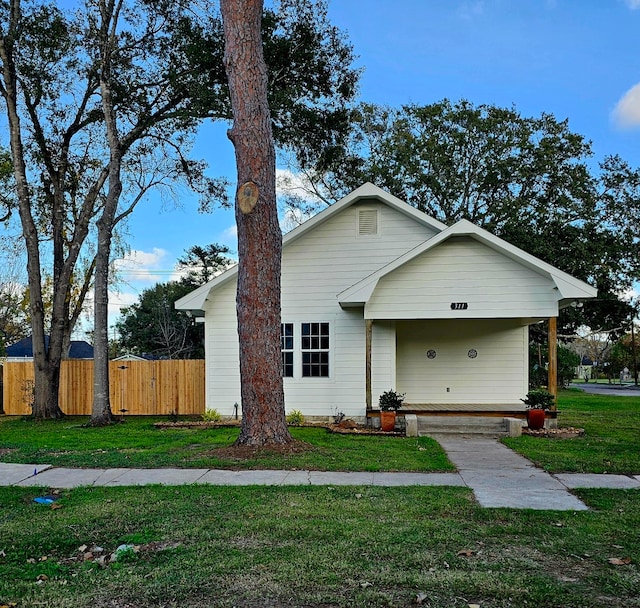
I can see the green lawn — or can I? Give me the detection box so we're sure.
[1,484,638,607]
[0,417,453,472]
[1,388,639,474]
[0,389,640,474]
[505,389,640,474]
[1,390,639,606]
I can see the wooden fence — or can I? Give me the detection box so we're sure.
[2,360,205,416]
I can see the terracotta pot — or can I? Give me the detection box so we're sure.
[380,411,396,432]
[526,408,546,430]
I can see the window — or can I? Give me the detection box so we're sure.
[281,321,331,378]
[281,323,294,377]
[302,322,329,377]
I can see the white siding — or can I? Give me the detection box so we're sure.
[204,199,437,416]
[371,321,396,404]
[280,200,437,417]
[366,237,559,320]
[203,280,241,414]
[396,319,528,404]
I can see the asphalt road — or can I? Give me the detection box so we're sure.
[574,382,640,397]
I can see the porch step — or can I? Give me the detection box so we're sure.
[416,415,513,436]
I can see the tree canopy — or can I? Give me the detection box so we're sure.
[0,0,359,419]
[291,100,640,334]
[177,243,233,286]
[115,243,232,359]
[116,281,204,359]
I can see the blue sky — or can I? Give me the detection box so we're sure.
[112,0,640,320]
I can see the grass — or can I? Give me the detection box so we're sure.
[1,390,639,606]
[0,417,453,472]
[1,388,639,474]
[505,388,640,474]
[1,484,639,607]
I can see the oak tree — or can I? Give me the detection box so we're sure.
[0,0,358,422]
[293,100,640,335]
[116,281,204,359]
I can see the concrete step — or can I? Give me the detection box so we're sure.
[416,415,512,436]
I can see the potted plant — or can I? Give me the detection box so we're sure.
[378,389,405,432]
[521,389,554,430]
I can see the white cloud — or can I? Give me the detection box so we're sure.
[624,0,640,9]
[107,289,138,318]
[612,82,640,129]
[222,224,238,242]
[620,285,639,304]
[106,248,175,326]
[113,248,170,283]
[276,169,326,204]
[276,168,327,233]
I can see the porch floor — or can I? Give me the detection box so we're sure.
[367,403,557,421]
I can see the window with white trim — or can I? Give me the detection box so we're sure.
[281,323,294,377]
[301,322,330,377]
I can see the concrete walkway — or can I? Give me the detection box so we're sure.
[433,436,590,510]
[1,437,639,511]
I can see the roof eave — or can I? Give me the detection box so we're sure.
[174,264,238,313]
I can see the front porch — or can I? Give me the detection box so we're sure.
[366,403,558,436]
[364,317,562,433]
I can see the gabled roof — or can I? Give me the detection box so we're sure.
[337,219,597,307]
[283,182,447,245]
[112,353,156,361]
[6,336,95,359]
[176,183,447,313]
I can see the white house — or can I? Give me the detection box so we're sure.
[176,183,597,425]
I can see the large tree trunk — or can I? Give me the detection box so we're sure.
[89,0,121,427]
[221,0,292,446]
[1,4,63,419]
[90,219,116,426]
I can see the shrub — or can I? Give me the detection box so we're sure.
[521,389,555,410]
[202,409,222,422]
[558,344,580,388]
[529,343,581,389]
[378,389,405,411]
[286,409,305,426]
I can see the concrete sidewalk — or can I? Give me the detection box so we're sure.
[0,463,464,490]
[1,437,639,511]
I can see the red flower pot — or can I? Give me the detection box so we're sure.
[526,408,546,430]
[380,411,396,432]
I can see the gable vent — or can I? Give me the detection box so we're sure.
[358,209,378,236]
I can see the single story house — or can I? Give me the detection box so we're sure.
[5,336,94,362]
[176,183,597,424]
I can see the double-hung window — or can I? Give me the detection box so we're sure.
[281,322,330,378]
[281,323,294,377]
[301,322,329,377]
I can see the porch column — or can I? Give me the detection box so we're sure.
[548,316,558,408]
[365,319,373,411]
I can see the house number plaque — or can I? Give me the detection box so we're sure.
[450,302,468,310]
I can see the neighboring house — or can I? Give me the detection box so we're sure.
[112,353,157,362]
[5,336,94,362]
[576,355,594,381]
[176,183,597,422]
